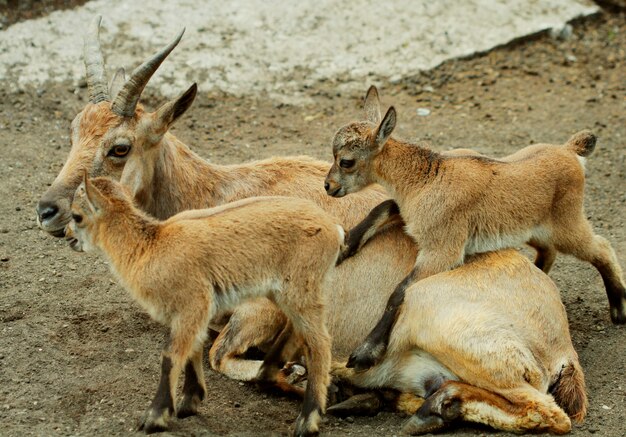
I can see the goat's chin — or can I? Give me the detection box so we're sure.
[67,237,84,252]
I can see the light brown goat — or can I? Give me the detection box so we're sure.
[330,249,587,435]
[35,16,418,383]
[325,86,626,370]
[66,175,343,436]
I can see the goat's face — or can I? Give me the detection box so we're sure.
[36,16,193,238]
[325,122,379,197]
[325,86,397,198]
[66,176,129,253]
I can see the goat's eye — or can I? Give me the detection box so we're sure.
[72,213,83,224]
[339,158,355,169]
[108,144,131,158]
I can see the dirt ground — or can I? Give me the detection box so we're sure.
[1,6,625,437]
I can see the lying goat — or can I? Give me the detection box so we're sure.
[66,175,344,436]
[331,249,587,435]
[325,86,625,370]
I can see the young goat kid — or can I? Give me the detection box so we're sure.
[66,175,344,436]
[325,86,626,370]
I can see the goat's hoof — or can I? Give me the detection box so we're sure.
[138,407,171,434]
[177,393,203,418]
[280,362,307,385]
[293,412,320,437]
[327,392,381,417]
[346,342,385,371]
[400,414,446,435]
[609,300,626,325]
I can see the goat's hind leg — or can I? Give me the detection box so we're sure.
[402,381,571,435]
[209,299,288,381]
[556,220,626,324]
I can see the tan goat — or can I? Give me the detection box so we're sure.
[35,16,419,384]
[325,86,626,371]
[331,249,587,435]
[66,175,343,436]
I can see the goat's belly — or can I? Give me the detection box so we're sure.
[464,226,549,256]
[350,350,458,395]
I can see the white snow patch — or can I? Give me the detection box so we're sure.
[0,0,597,102]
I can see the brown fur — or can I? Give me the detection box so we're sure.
[66,176,341,435]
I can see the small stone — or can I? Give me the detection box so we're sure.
[346,416,354,423]
[124,348,134,353]
[550,24,573,41]
[234,402,241,408]
[601,405,611,410]
[1,256,9,262]
[416,108,431,116]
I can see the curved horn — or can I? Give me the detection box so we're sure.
[111,28,185,117]
[83,15,110,103]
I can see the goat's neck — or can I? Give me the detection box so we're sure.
[373,138,441,204]
[146,133,236,219]
[97,206,159,282]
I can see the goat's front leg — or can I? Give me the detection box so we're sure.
[177,348,207,418]
[139,331,195,433]
[347,246,465,371]
[346,267,418,371]
[337,199,402,265]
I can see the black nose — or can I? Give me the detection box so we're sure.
[324,182,330,192]
[37,201,59,221]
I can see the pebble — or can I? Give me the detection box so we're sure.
[550,24,573,41]
[1,256,9,262]
[416,108,431,116]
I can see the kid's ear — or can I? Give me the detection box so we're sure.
[152,83,198,134]
[364,85,381,124]
[374,106,396,151]
[82,171,108,214]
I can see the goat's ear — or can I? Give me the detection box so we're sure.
[109,68,126,100]
[82,171,107,214]
[374,106,396,150]
[364,85,381,124]
[152,83,198,134]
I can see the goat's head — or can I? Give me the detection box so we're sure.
[325,86,396,197]
[37,16,197,237]
[66,173,130,253]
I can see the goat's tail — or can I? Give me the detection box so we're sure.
[551,360,588,423]
[565,130,596,157]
